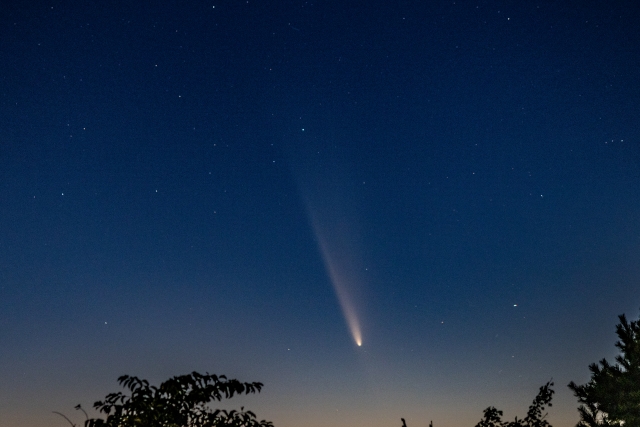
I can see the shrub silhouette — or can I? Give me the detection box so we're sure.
[400,381,554,427]
[56,371,273,427]
[473,381,554,427]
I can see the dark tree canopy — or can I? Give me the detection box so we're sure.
[79,371,273,427]
[401,382,554,427]
[568,313,640,427]
[473,381,555,427]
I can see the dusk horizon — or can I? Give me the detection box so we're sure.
[1,1,639,426]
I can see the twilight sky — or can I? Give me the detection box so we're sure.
[1,1,639,426]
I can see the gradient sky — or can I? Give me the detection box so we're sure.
[1,1,639,426]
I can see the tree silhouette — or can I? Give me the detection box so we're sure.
[60,371,273,427]
[473,381,554,427]
[568,313,640,427]
[400,382,553,427]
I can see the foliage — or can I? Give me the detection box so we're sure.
[473,381,555,427]
[568,313,640,427]
[72,371,273,427]
[401,382,553,427]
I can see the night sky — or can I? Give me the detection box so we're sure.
[1,1,639,426]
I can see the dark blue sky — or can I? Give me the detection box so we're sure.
[1,1,639,426]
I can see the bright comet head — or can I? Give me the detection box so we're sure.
[304,202,364,351]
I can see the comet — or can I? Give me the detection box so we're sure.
[310,213,363,347]
[286,138,365,347]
